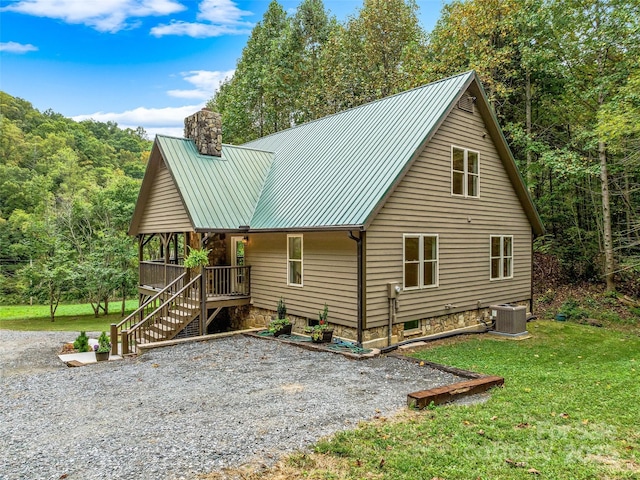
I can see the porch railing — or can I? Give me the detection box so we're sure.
[205,266,251,297]
[140,261,186,289]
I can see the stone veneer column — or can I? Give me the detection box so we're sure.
[184,109,222,157]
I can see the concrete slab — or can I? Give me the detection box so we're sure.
[58,351,122,365]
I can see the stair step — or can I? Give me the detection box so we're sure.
[150,323,175,334]
[144,330,163,341]
[160,316,181,327]
[172,305,198,315]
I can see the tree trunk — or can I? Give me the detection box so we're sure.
[599,139,615,291]
[525,70,533,191]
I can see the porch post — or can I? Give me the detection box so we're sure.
[138,235,143,262]
[200,233,206,335]
[163,233,170,285]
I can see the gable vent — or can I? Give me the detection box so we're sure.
[458,94,475,113]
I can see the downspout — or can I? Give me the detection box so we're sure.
[348,230,364,347]
[530,230,534,314]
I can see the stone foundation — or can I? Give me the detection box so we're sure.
[229,305,309,332]
[227,301,530,348]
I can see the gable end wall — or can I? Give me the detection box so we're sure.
[365,99,532,328]
[138,160,194,234]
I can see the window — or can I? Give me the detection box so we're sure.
[404,319,420,331]
[287,234,303,286]
[452,146,479,197]
[403,234,438,290]
[490,235,513,280]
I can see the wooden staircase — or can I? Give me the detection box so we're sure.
[141,296,200,343]
[112,273,203,355]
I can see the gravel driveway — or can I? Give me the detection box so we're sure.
[0,330,462,480]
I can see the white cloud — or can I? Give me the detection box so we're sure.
[151,0,252,37]
[2,0,186,33]
[71,68,232,138]
[150,20,251,37]
[73,104,205,138]
[167,69,234,99]
[197,0,251,23]
[0,41,38,53]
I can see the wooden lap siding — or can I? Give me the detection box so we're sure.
[247,231,358,327]
[138,162,193,234]
[365,100,532,329]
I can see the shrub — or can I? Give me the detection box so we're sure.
[73,331,91,352]
[96,331,111,353]
[277,297,287,320]
[560,298,588,321]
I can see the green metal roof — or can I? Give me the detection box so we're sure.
[243,71,474,229]
[141,70,542,234]
[156,135,274,230]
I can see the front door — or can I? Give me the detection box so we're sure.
[230,236,245,294]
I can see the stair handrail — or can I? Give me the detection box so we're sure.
[111,272,186,355]
[122,274,202,354]
[116,272,187,330]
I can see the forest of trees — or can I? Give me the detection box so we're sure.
[0,91,150,317]
[1,0,638,316]
[211,0,639,295]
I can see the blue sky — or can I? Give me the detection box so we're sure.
[1,0,447,137]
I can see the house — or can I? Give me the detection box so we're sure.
[119,70,543,353]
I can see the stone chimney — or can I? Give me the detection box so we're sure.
[184,108,222,157]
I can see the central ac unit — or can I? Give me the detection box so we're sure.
[490,304,527,336]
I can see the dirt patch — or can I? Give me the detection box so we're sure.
[587,454,640,475]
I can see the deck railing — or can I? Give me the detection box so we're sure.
[205,266,251,297]
[140,261,186,289]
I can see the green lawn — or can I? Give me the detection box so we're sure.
[246,321,640,480]
[0,300,139,331]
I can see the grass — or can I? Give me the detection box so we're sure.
[210,321,640,479]
[0,300,138,332]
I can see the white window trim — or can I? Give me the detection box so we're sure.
[287,234,303,287]
[451,145,480,198]
[489,235,514,280]
[402,234,439,291]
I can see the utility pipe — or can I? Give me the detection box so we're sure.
[388,298,393,347]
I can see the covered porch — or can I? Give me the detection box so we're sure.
[112,231,252,355]
[136,231,251,300]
